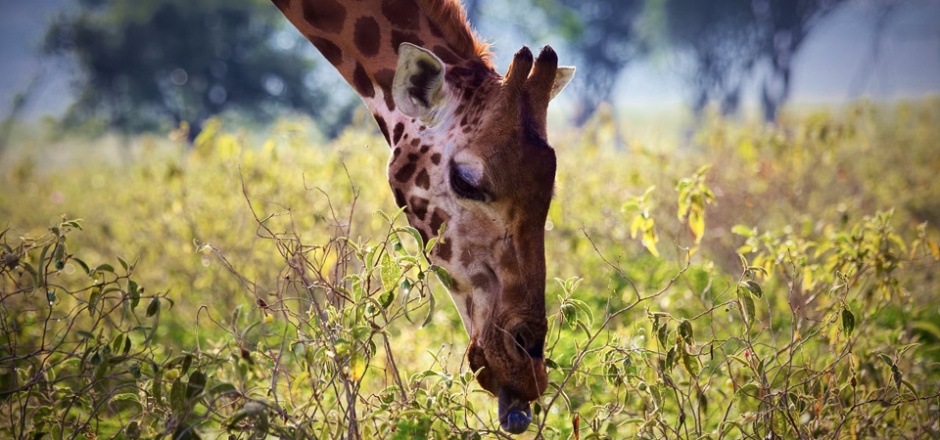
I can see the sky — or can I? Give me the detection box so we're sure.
[1,0,938,120]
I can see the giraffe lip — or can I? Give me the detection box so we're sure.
[498,387,533,434]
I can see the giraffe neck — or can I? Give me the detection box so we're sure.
[272,0,493,141]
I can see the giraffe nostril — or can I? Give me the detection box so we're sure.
[511,329,543,359]
[513,332,527,356]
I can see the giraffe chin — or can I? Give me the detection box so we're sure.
[498,387,533,434]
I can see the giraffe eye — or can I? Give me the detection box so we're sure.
[450,163,487,202]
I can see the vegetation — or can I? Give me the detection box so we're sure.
[1,100,939,439]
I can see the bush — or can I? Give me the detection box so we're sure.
[1,101,938,438]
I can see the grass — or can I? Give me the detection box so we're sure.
[1,99,939,439]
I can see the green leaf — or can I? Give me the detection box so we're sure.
[395,226,425,250]
[169,378,187,414]
[841,307,855,337]
[737,287,756,326]
[741,280,763,298]
[152,371,164,404]
[731,225,754,237]
[112,393,141,408]
[657,321,668,347]
[93,263,115,273]
[378,290,395,309]
[179,355,193,375]
[73,257,91,275]
[187,370,207,399]
[678,319,694,344]
[379,254,401,292]
[146,298,160,317]
[682,349,700,376]
[117,256,129,272]
[429,265,455,290]
[209,383,238,396]
[127,280,140,309]
[877,353,893,367]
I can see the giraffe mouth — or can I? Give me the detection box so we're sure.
[498,387,533,434]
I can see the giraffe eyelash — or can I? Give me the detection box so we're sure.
[450,163,488,202]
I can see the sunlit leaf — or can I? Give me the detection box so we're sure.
[349,354,366,381]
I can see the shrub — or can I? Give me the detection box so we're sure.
[1,101,938,438]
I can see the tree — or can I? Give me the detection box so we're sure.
[753,0,846,120]
[535,0,647,124]
[659,0,846,121]
[43,0,349,140]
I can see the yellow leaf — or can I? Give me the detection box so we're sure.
[642,227,660,258]
[930,241,940,261]
[349,354,366,381]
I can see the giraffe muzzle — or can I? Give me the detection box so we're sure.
[498,386,533,434]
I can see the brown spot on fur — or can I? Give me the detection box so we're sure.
[459,248,474,267]
[420,145,430,153]
[354,17,381,57]
[395,162,417,182]
[432,45,461,65]
[410,138,421,147]
[409,196,429,220]
[392,122,405,145]
[394,188,407,209]
[303,0,346,33]
[427,17,444,38]
[374,68,396,111]
[470,273,492,291]
[310,37,343,66]
[352,63,374,98]
[415,169,430,190]
[407,153,419,161]
[436,239,452,262]
[392,30,425,54]
[430,153,442,165]
[430,208,449,233]
[375,115,390,145]
[382,0,420,30]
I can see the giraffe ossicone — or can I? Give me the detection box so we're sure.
[271,0,575,434]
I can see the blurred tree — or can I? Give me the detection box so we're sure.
[659,0,846,121]
[658,0,759,116]
[535,0,647,124]
[753,0,846,120]
[44,0,352,140]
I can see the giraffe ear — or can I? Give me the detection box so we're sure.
[393,43,446,122]
[550,66,576,101]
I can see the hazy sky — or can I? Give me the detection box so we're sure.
[1,0,938,119]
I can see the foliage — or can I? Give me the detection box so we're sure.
[2,100,939,438]
[42,0,353,140]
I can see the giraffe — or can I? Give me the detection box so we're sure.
[270,0,574,433]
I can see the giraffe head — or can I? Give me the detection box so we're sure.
[388,43,574,433]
